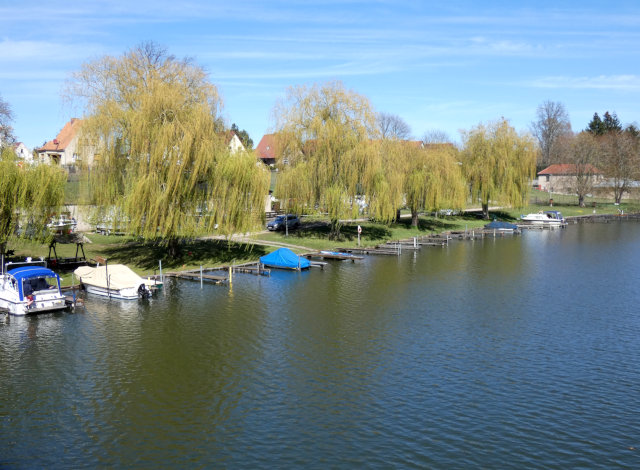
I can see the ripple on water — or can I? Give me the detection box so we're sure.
[2,224,640,468]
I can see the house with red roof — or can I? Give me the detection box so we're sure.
[256,134,277,165]
[537,164,603,192]
[36,118,89,167]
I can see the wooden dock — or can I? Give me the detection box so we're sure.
[164,270,228,284]
[334,246,400,256]
[304,251,364,261]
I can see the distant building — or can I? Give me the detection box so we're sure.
[13,142,33,162]
[36,118,90,167]
[537,164,603,192]
[256,134,276,165]
[224,130,246,154]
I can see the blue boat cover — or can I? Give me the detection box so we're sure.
[8,266,60,301]
[260,247,311,269]
[484,220,518,230]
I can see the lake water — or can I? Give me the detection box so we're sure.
[2,221,640,468]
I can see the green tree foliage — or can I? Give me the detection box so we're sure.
[67,42,269,252]
[587,111,622,135]
[0,149,66,253]
[402,143,466,227]
[273,81,394,238]
[230,123,253,150]
[462,119,536,219]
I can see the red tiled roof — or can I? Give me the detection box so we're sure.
[256,134,276,160]
[38,118,81,152]
[538,164,602,175]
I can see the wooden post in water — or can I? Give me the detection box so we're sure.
[159,260,163,285]
[229,265,233,285]
[200,266,203,289]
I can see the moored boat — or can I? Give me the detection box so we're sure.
[484,220,519,232]
[0,263,68,315]
[74,264,155,300]
[47,215,77,235]
[520,210,566,226]
[259,247,311,270]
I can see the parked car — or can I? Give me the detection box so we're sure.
[267,214,300,231]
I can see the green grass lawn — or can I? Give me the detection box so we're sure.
[254,213,490,251]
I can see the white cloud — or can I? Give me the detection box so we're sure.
[530,75,640,90]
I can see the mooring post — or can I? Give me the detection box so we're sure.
[414,237,417,248]
[229,264,233,285]
[200,266,203,289]
[159,260,163,285]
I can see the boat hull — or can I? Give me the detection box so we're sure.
[82,283,142,300]
[520,219,565,226]
[520,211,566,227]
[0,295,67,316]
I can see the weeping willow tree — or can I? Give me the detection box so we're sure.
[0,148,66,254]
[461,119,536,219]
[67,42,269,253]
[403,143,466,227]
[273,81,396,238]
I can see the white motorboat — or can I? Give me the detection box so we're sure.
[0,263,68,315]
[47,215,77,235]
[74,264,155,300]
[520,210,566,226]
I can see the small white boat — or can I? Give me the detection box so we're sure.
[47,215,77,235]
[0,263,68,315]
[74,264,154,300]
[520,210,566,226]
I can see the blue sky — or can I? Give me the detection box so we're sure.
[1,0,639,149]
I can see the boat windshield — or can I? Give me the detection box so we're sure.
[23,276,58,296]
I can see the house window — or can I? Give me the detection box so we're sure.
[545,175,550,182]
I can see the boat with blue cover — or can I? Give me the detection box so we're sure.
[259,247,311,270]
[0,263,68,315]
[484,220,519,232]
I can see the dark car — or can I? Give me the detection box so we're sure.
[267,214,300,231]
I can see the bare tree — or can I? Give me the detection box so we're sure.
[600,131,640,204]
[376,112,412,140]
[557,132,599,207]
[531,100,571,169]
[422,129,451,144]
[0,94,15,146]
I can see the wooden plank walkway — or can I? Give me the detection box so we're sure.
[304,252,364,261]
[334,247,400,256]
[164,270,228,284]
